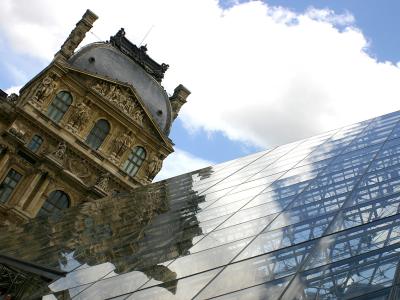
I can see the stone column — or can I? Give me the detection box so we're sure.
[15,172,43,210]
[54,9,98,61]
[169,84,191,121]
[0,152,10,177]
[25,176,51,216]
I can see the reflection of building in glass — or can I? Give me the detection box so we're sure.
[2,110,400,298]
[2,9,400,300]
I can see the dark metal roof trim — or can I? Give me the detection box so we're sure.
[0,254,66,281]
[109,28,169,82]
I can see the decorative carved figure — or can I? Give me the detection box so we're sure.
[6,93,18,104]
[66,102,90,133]
[91,81,138,121]
[110,132,134,162]
[93,82,108,95]
[96,172,110,192]
[68,158,91,179]
[52,141,67,161]
[148,155,163,180]
[132,110,144,126]
[32,75,57,105]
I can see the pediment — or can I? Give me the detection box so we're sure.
[65,67,172,148]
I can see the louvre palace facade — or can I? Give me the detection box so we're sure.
[1,9,400,300]
[0,10,190,225]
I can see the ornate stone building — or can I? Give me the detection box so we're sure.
[0,10,190,224]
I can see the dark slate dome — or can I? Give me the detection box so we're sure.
[68,33,172,134]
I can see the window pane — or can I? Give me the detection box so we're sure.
[38,190,70,216]
[0,169,22,203]
[46,91,72,123]
[123,147,146,176]
[27,134,43,152]
[85,119,110,150]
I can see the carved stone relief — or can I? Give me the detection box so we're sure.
[67,158,91,179]
[8,122,29,142]
[96,172,110,192]
[132,110,144,126]
[66,101,90,134]
[147,154,164,181]
[109,131,134,164]
[6,93,19,104]
[91,80,144,126]
[51,141,67,163]
[30,74,58,109]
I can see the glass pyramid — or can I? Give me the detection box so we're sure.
[2,111,400,299]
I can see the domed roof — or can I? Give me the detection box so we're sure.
[68,41,172,134]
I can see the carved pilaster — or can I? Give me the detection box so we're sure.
[54,9,98,61]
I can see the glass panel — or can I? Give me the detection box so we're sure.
[85,119,110,150]
[283,245,400,299]
[27,134,43,152]
[195,242,314,299]
[0,169,22,203]
[47,91,72,123]
[38,190,70,216]
[202,276,293,300]
[123,147,147,176]
[125,268,222,300]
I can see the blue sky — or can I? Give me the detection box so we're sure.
[173,0,400,162]
[1,0,400,179]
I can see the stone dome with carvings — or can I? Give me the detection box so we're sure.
[68,29,172,134]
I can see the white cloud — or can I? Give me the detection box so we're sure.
[154,148,213,181]
[305,7,355,26]
[1,0,400,149]
[5,85,22,95]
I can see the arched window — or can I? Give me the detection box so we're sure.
[27,134,43,152]
[46,91,72,123]
[85,119,110,150]
[38,190,70,217]
[122,146,146,176]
